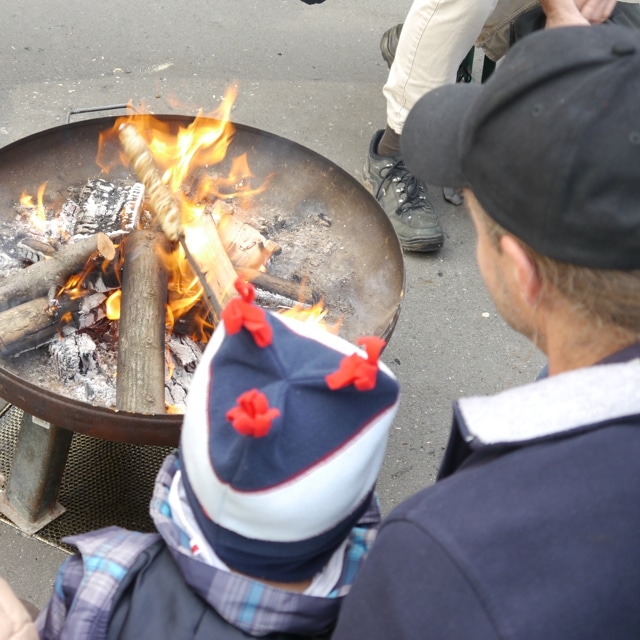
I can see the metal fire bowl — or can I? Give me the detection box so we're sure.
[0,115,404,446]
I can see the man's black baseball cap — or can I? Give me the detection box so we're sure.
[401,24,640,269]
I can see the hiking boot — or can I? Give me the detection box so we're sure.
[363,130,444,252]
[380,23,402,68]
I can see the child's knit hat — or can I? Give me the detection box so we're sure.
[179,279,399,582]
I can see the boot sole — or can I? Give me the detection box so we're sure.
[398,235,444,252]
[362,173,444,253]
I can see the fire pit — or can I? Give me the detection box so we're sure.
[0,112,404,448]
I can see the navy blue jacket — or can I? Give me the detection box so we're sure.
[333,353,640,639]
[108,540,331,640]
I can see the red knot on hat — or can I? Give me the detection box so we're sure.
[221,277,273,347]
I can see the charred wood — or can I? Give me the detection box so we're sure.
[236,267,316,306]
[75,179,143,238]
[164,334,203,412]
[50,333,98,381]
[15,237,58,263]
[0,233,115,312]
[0,295,82,357]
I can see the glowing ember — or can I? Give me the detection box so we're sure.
[105,290,121,320]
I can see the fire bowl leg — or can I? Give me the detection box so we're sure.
[0,411,72,535]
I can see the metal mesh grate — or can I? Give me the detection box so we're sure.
[0,405,173,553]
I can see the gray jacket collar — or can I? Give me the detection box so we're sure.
[456,358,640,447]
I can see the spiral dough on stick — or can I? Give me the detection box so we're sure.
[118,123,183,242]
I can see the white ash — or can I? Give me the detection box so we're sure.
[74,178,144,238]
[47,332,118,407]
[225,201,356,327]
[76,293,108,330]
[49,333,97,382]
[0,253,21,271]
[167,334,203,371]
[12,200,77,252]
[165,334,203,411]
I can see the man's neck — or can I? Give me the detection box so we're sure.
[542,307,638,375]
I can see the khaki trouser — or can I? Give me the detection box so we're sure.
[385,0,640,133]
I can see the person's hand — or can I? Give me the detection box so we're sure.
[540,0,616,27]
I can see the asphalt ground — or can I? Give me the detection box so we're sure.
[0,0,544,610]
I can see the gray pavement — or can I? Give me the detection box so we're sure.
[0,0,544,611]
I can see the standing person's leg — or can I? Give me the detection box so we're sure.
[383,0,500,149]
[365,0,498,252]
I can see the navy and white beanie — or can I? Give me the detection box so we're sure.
[179,279,400,582]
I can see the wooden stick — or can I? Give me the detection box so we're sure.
[173,270,316,338]
[116,231,169,415]
[0,233,115,313]
[236,267,316,305]
[117,124,183,241]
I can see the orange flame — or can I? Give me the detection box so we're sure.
[59,311,73,325]
[94,88,271,339]
[279,301,341,334]
[19,181,75,244]
[20,182,49,233]
[96,88,262,205]
[105,290,122,320]
[94,88,331,342]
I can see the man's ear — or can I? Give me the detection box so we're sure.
[499,235,541,307]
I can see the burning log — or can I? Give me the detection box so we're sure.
[118,124,239,320]
[172,270,316,339]
[0,291,108,357]
[184,213,239,311]
[0,233,115,312]
[116,231,170,415]
[0,296,82,357]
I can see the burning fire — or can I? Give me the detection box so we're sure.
[19,182,71,242]
[20,91,330,334]
[14,86,337,414]
[93,89,326,333]
[19,183,48,231]
[105,290,121,320]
